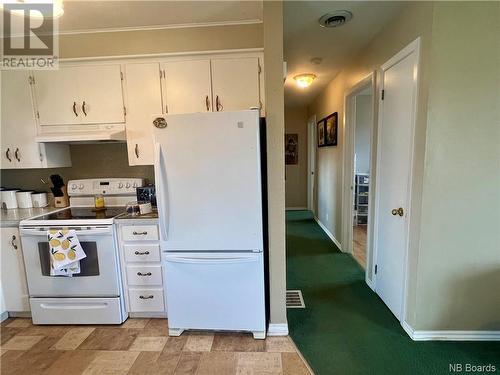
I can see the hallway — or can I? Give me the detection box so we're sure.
[286,211,500,375]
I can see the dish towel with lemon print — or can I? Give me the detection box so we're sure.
[48,229,86,277]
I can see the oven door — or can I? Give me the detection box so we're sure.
[20,226,120,297]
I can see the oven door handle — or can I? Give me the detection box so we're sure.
[20,228,112,236]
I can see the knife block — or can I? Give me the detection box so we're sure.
[54,186,69,208]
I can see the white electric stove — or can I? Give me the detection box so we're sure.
[19,178,143,325]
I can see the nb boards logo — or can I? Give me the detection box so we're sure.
[1,0,60,69]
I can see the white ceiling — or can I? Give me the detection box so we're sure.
[58,0,262,34]
[284,1,406,107]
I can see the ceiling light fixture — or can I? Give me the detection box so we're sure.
[294,73,316,88]
[10,0,64,19]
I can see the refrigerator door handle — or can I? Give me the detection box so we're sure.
[154,142,169,241]
[166,256,259,265]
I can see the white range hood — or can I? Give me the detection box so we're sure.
[36,124,126,143]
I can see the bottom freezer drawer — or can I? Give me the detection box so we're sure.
[164,252,265,332]
[30,297,125,325]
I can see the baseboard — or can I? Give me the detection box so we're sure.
[267,323,289,336]
[285,206,308,211]
[402,321,500,341]
[314,216,342,251]
[0,311,9,322]
[129,312,167,319]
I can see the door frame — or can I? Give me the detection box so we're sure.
[372,37,421,322]
[307,114,317,214]
[341,73,376,288]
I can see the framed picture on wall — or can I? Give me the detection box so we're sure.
[285,133,299,165]
[324,112,338,146]
[317,120,326,147]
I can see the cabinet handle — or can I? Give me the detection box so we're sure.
[5,148,12,162]
[135,144,139,158]
[82,101,87,116]
[216,95,223,111]
[14,148,20,162]
[205,95,210,111]
[72,102,78,117]
[132,231,148,235]
[11,235,18,250]
[139,295,154,299]
[137,272,152,277]
[134,251,150,255]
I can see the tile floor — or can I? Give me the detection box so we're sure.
[0,318,312,375]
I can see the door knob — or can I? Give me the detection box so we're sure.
[391,207,404,217]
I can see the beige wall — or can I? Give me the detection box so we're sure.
[263,1,287,327]
[0,144,154,191]
[413,2,500,330]
[59,23,263,58]
[285,106,308,208]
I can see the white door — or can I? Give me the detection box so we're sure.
[374,40,419,320]
[307,115,317,213]
[124,62,164,165]
[211,57,260,111]
[76,65,125,124]
[1,71,42,169]
[0,228,30,311]
[162,60,212,114]
[33,67,81,125]
[153,111,263,251]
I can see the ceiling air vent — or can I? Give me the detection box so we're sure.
[319,10,353,28]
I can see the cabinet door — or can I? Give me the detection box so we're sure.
[162,60,212,114]
[211,57,260,111]
[33,67,81,126]
[76,65,125,124]
[0,228,30,312]
[124,63,163,165]
[1,71,42,169]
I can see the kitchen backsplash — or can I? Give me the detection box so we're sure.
[0,143,154,192]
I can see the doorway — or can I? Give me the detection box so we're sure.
[307,114,317,215]
[342,75,375,274]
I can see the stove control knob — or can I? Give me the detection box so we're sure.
[118,182,124,189]
[133,182,138,188]
[78,184,84,190]
[125,182,131,189]
[71,184,77,190]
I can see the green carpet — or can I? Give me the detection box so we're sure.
[286,210,500,375]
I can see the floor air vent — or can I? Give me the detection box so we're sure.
[286,290,305,308]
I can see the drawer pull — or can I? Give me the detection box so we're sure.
[139,295,154,299]
[134,251,150,255]
[137,272,152,277]
[133,231,148,235]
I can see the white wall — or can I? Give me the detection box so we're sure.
[354,95,372,174]
[285,106,308,208]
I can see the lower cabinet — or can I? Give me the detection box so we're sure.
[0,227,30,313]
[117,221,166,317]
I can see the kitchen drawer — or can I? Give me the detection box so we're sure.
[124,244,160,263]
[122,225,158,241]
[128,288,165,312]
[126,265,163,286]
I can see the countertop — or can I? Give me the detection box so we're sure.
[115,210,158,224]
[0,206,63,227]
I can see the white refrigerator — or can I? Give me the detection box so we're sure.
[153,110,266,339]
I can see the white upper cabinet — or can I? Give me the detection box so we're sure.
[33,64,125,126]
[124,62,164,166]
[211,57,261,112]
[0,70,71,169]
[162,59,212,114]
